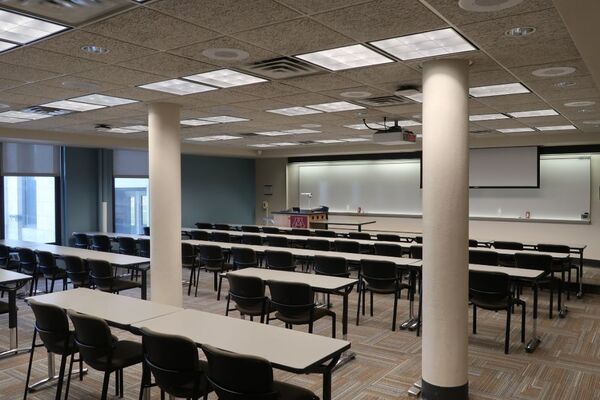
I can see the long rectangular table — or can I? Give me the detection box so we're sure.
[0,269,32,359]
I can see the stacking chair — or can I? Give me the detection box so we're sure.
[88,259,141,295]
[68,310,143,400]
[409,245,422,260]
[537,243,578,299]
[314,255,350,307]
[290,228,310,237]
[413,236,423,244]
[214,224,230,231]
[91,235,112,253]
[264,250,295,272]
[143,227,150,236]
[195,222,213,229]
[198,245,233,295]
[190,230,211,241]
[18,248,41,296]
[63,255,90,288]
[241,234,263,245]
[0,244,14,269]
[356,259,409,331]
[267,280,336,338]
[36,251,67,293]
[202,344,318,400]
[469,270,526,354]
[469,250,499,266]
[138,239,150,258]
[117,237,136,256]
[139,328,211,400]
[377,234,401,242]
[265,235,288,248]
[241,225,260,233]
[334,240,360,254]
[315,230,336,237]
[211,231,231,243]
[231,247,258,270]
[306,238,330,251]
[493,241,523,267]
[226,275,274,322]
[515,253,559,318]
[182,243,198,296]
[73,233,90,249]
[469,239,479,248]
[24,300,82,400]
[262,226,280,234]
[374,243,403,257]
[348,232,370,240]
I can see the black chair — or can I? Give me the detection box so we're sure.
[409,245,422,260]
[182,243,198,296]
[306,239,330,251]
[241,234,263,245]
[214,224,230,231]
[265,235,288,248]
[493,241,523,267]
[143,227,150,236]
[24,300,82,400]
[377,234,401,242]
[357,259,409,331]
[18,248,41,296]
[191,230,211,241]
[91,235,112,253]
[267,280,336,338]
[198,245,233,295]
[73,233,90,249]
[515,253,559,318]
[315,230,336,238]
[334,240,360,254]
[469,239,479,248]
[138,239,150,258]
[88,259,141,295]
[413,236,423,244]
[537,243,578,300]
[117,237,136,255]
[36,251,67,293]
[314,256,350,308]
[68,310,143,400]
[261,226,280,234]
[202,344,318,400]
[374,243,403,257]
[264,250,295,272]
[139,328,211,400]
[212,231,231,243]
[469,250,499,266]
[0,244,16,270]
[195,222,213,229]
[231,247,258,270]
[348,232,370,240]
[241,225,260,233]
[290,228,310,237]
[226,274,274,323]
[469,270,526,354]
[63,255,90,288]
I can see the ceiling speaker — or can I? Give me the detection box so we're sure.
[458,0,524,12]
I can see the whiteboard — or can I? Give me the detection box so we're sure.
[297,156,590,221]
[470,147,538,188]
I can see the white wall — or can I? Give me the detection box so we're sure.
[255,158,288,225]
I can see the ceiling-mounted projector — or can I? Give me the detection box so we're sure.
[363,118,417,146]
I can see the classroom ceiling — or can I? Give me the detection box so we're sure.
[0,0,598,157]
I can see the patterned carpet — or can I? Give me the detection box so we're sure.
[1,266,599,400]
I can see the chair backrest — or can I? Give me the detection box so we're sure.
[241,225,260,233]
[140,327,202,397]
[63,255,88,287]
[348,232,370,240]
[409,245,422,259]
[91,235,111,252]
[143,226,150,236]
[0,244,10,267]
[212,232,231,243]
[68,310,115,371]
[181,243,196,266]
[493,241,523,250]
[138,239,150,257]
[73,233,89,249]
[314,255,348,277]
[334,240,360,254]
[360,259,398,290]
[227,274,266,309]
[469,270,510,304]
[214,224,230,231]
[190,230,211,241]
[267,280,314,318]
[515,253,552,272]
[87,259,114,291]
[36,250,57,274]
[469,250,499,266]
[374,243,403,257]
[29,299,71,354]
[241,234,262,245]
[537,243,570,254]
[376,234,400,242]
[261,227,280,234]
[265,235,288,248]
[202,344,277,400]
[264,250,294,271]
[231,247,257,269]
[414,236,423,244]
[315,230,336,238]
[198,245,224,268]
[117,237,136,255]
[468,239,478,248]
[290,228,310,237]
[195,222,213,229]
[306,239,330,251]
[18,248,37,274]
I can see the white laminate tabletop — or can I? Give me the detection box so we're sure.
[27,288,181,327]
[468,264,545,279]
[412,244,570,260]
[75,232,148,240]
[0,269,32,284]
[0,240,150,266]
[226,267,356,291]
[132,308,350,373]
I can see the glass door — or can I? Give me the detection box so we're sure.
[114,177,149,234]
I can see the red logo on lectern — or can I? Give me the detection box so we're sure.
[290,215,308,228]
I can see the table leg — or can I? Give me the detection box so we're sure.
[334,289,356,370]
[28,352,88,392]
[321,355,340,400]
[526,283,541,353]
[408,378,422,396]
[141,267,147,300]
[577,251,583,299]
[0,290,32,359]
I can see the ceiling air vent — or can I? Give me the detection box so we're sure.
[356,96,413,107]
[298,140,316,144]
[470,129,493,135]
[238,132,258,137]
[242,57,324,80]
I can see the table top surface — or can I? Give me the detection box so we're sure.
[1,239,150,266]
[406,261,546,279]
[226,267,357,291]
[27,288,181,327]
[132,308,350,373]
[0,268,32,284]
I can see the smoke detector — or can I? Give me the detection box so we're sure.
[458,0,524,12]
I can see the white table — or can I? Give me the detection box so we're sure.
[133,308,350,400]
[0,269,32,359]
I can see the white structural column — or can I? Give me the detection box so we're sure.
[421,59,470,400]
[148,103,183,307]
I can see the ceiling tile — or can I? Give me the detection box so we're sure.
[230,99,295,111]
[99,87,173,102]
[469,69,517,87]
[318,86,391,100]
[313,0,446,42]
[0,62,60,83]
[6,83,86,100]
[284,73,361,92]
[534,86,600,102]
[518,115,571,127]
[0,47,105,74]
[233,18,353,55]
[149,0,301,34]
[477,93,547,108]
[271,92,337,106]
[73,65,168,86]
[276,0,372,14]
[511,59,590,83]
[0,92,55,107]
[339,62,421,86]
[82,7,220,51]
[0,78,23,91]
[40,77,123,94]
[232,82,306,98]
[375,103,423,116]
[119,52,217,78]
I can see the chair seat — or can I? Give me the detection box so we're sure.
[275,307,334,325]
[273,381,319,400]
[471,298,509,311]
[162,360,210,398]
[0,301,9,315]
[104,340,143,370]
[97,279,141,293]
[42,269,68,279]
[43,333,77,355]
[236,301,276,317]
[204,263,233,272]
[365,282,409,294]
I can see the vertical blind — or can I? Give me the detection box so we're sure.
[2,142,60,176]
[113,149,148,177]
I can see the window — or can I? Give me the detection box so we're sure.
[114,178,149,234]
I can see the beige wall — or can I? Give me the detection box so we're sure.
[255,158,288,225]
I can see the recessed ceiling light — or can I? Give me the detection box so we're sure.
[315,139,344,144]
[255,131,288,136]
[41,100,105,112]
[531,66,576,78]
[508,109,558,118]
[344,123,383,130]
[390,120,421,127]
[98,127,140,134]
[0,40,17,52]
[184,69,267,88]
[296,44,393,71]
[271,142,299,146]
[582,120,600,125]
[202,48,249,61]
[301,123,321,128]
[187,135,242,142]
[469,82,530,97]
[498,127,535,133]
[0,115,28,123]
[248,143,276,148]
[283,129,320,134]
[200,116,249,123]
[553,81,576,88]
[469,113,509,121]
[306,101,365,113]
[266,107,323,116]
[340,91,372,98]
[70,94,138,107]
[0,110,51,120]
[139,79,218,96]
[505,27,536,37]
[371,28,476,61]
[181,119,219,126]
[0,103,9,109]
[394,88,423,103]
[121,125,148,132]
[459,0,524,12]
[342,137,370,142]
[536,125,577,131]
[578,108,594,113]
[0,9,67,44]
[81,45,109,54]
[564,100,596,107]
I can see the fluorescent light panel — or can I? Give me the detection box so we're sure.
[271,142,299,146]
[41,100,105,112]
[184,69,266,88]
[508,109,558,118]
[315,139,344,144]
[469,113,509,121]
[248,144,277,148]
[200,116,249,123]
[0,40,17,52]
[342,137,370,142]
[0,115,27,123]
[255,129,320,136]
[187,135,241,142]
[536,125,577,131]
[307,101,364,113]
[469,83,530,98]
[139,79,217,95]
[121,125,148,132]
[0,110,51,120]
[181,119,218,126]
[296,44,393,71]
[266,107,322,116]
[390,120,421,127]
[0,9,66,44]
[101,128,140,134]
[371,28,476,61]
[70,94,138,107]
[498,127,535,133]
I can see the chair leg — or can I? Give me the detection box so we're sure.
[64,353,75,400]
[225,295,231,316]
[505,308,511,354]
[308,321,313,334]
[331,314,336,338]
[392,291,398,331]
[100,371,111,400]
[217,275,223,301]
[520,302,526,343]
[51,278,56,293]
[119,369,124,398]
[355,284,361,326]
[213,272,218,291]
[23,330,37,400]
[187,267,194,296]
[115,370,119,397]
[472,304,477,334]
[362,288,366,316]
[54,353,68,400]
[369,291,374,317]
[45,278,49,294]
